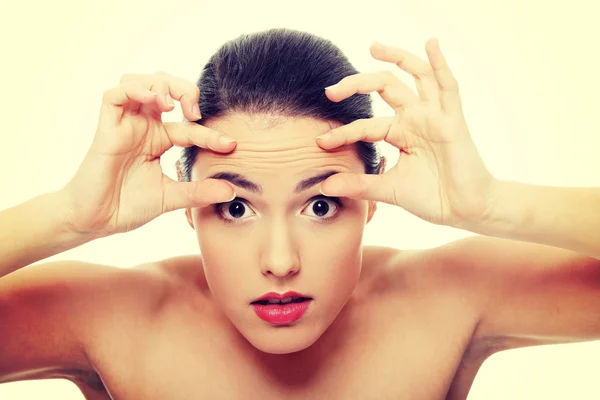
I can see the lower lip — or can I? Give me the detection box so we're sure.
[250,300,311,325]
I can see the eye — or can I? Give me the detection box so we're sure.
[214,198,255,224]
[214,196,343,226]
[302,196,342,221]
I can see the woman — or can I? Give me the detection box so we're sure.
[1,28,598,399]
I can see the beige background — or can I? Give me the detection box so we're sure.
[1,0,599,398]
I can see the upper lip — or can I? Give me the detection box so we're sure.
[251,291,311,303]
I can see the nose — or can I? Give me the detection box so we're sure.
[260,222,300,278]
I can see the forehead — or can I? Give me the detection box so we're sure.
[192,113,363,184]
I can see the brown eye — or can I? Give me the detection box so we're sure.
[312,199,330,217]
[226,202,246,219]
[302,197,341,220]
[215,198,255,223]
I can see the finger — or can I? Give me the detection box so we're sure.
[120,72,202,121]
[370,42,439,105]
[425,39,462,114]
[319,172,397,205]
[162,177,236,212]
[101,84,159,120]
[370,41,431,75]
[151,78,176,113]
[163,122,237,152]
[102,84,158,107]
[155,72,202,121]
[316,116,408,150]
[325,71,418,110]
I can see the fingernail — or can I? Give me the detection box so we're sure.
[219,136,236,146]
[325,85,337,91]
[191,104,202,119]
[165,95,174,107]
[316,133,330,141]
[319,186,329,196]
[226,191,236,202]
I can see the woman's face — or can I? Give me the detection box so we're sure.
[186,113,377,354]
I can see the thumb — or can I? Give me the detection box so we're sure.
[320,172,395,204]
[162,177,236,213]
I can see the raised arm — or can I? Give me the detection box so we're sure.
[0,192,92,277]
[0,71,236,385]
[317,39,599,259]
[0,71,236,278]
[434,236,600,348]
[314,39,600,349]
[0,260,167,385]
[463,181,600,260]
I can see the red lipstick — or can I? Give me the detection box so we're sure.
[250,291,312,325]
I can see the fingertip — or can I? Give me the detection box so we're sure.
[315,135,336,150]
[196,181,236,206]
[187,113,201,121]
[215,136,237,153]
[324,86,341,103]
[319,175,344,197]
[212,186,236,204]
[324,89,342,103]
[370,41,392,59]
[225,190,236,202]
[319,185,328,196]
[189,103,202,120]
[371,41,387,51]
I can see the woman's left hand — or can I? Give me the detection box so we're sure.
[317,39,498,228]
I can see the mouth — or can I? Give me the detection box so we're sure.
[250,296,312,306]
[250,291,313,325]
[250,291,313,305]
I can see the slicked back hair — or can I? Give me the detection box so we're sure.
[177,28,381,182]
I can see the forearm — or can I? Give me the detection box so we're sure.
[463,180,600,259]
[0,191,95,277]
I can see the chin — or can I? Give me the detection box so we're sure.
[239,322,326,355]
[248,332,321,355]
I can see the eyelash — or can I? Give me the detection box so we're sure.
[213,196,343,226]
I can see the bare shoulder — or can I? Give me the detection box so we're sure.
[1,259,172,326]
[139,253,205,287]
[360,244,446,294]
[363,237,502,289]
[360,242,484,328]
[0,259,171,385]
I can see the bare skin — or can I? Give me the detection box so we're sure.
[3,238,597,400]
[2,39,599,400]
[0,247,506,400]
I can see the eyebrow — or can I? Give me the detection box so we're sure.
[206,170,340,195]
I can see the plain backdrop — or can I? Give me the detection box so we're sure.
[1,0,599,398]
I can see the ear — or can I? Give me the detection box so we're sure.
[176,160,195,230]
[185,208,195,229]
[366,156,387,224]
[366,201,377,224]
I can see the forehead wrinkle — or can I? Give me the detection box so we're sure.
[204,139,356,162]
[226,152,353,167]
[222,139,340,155]
[196,141,358,175]
[194,115,362,182]
[193,152,358,192]
[205,169,343,196]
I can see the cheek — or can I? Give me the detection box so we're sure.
[303,207,366,289]
[192,212,253,297]
[317,201,368,249]
[191,202,367,291]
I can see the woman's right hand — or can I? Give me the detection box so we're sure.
[59,72,237,238]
